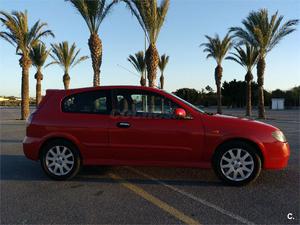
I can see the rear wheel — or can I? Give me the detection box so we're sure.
[40,140,81,180]
[213,141,262,186]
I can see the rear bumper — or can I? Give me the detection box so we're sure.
[263,142,290,169]
[23,136,41,161]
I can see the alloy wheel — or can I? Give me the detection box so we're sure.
[45,146,74,176]
[220,148,254,181]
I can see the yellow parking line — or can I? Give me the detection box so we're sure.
[109,173,201,225]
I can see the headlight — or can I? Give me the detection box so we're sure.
[272,130,287,142]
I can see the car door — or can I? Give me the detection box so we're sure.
[108,89,205,164]
[60,90,113,162]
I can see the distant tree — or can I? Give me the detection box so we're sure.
[173,88,199,105]
[226,43,259,116]
[0,11,54,119]
[47,41,88,89]
[202,92,217,107]
[158,54,169,89]
[205,85,214,94]
[284,90,294,108]
[290,86,300,106]
[30,43,50,105]
[222,79,272,108]
[200,88,206,95]
[128,51,146,86]
[271,89,285,98]
[230,9,299,118]
[123,0,170,87]
[67,0,117,86]
[222,79,246,108]
[272,86,300,108]
[201,33,232,114]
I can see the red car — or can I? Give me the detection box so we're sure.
[23,86,290,185]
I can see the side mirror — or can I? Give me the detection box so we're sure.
[174,108,186,119]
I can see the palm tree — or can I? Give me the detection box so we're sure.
[29,43,50,105]
[123,0,170,88]
[67,0,117,87]
[128,51,147,86]
[47,41,88,89]
[0,11,54,119]
[230,9,299,119]
[226,44,259,116]
[158,54,169,89]
[201,33,232,114]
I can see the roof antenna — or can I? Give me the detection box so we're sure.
[117,64,140,78]
[116,64,160,89]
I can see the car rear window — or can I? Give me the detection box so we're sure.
[62,91,110,114]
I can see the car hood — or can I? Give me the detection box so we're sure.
[208,113,278,132]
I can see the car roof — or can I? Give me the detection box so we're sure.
[47,85,164,94]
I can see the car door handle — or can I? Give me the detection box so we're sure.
[116,122,131,128]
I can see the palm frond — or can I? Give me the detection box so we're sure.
[0,31,16,46]
[127,51,146,74]
[225,56,244,66]
[123,0,169,44]
[29,42,50,68]
[0,10,54,56]
[269,19,299,51]
[201,33,232,65]
[73,56,89,68]
[48,41,88,73]
[45,60,60,68]
[226,43,259,71]
[230,9,299,56]
[158,54,169,72]
[67,0,117,34]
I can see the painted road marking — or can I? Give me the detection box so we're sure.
[108,173,201,225]
[127,167,256,225]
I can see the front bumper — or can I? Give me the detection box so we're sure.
[23,136,41,161]
[263,141,290,169]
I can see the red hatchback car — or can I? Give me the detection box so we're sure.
[23,86,290,185]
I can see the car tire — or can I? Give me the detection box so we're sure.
[212,141,262,186]
[40,139,81,180]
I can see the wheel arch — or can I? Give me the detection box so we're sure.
[38,136,83,160]
[212,137,264,165]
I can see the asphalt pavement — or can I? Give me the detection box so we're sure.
[1,107,299,225]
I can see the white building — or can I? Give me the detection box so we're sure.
[271,98,285,110]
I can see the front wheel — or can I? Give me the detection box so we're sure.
[40,140,81,180]
[213,141,262,186]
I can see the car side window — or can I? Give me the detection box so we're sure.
[62,91,110,114]
[112,90,179,118]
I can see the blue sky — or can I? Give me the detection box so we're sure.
[0,0,299,97]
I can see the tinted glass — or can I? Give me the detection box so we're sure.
[62,91,110,114]
[112,90,179,118]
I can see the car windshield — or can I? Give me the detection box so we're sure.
[167,92,207,114]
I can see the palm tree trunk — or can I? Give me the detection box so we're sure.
[145,43,159,88]
[215,65,223,114]
[245,71,253,117]
[63,73,70,90]
[160,73,164,89]
[88,33,102,87]
[35,69,43,106]
[140,72,147,110]
[257,57,266,119]
[20,56,31,120]
[140,73,146,86]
